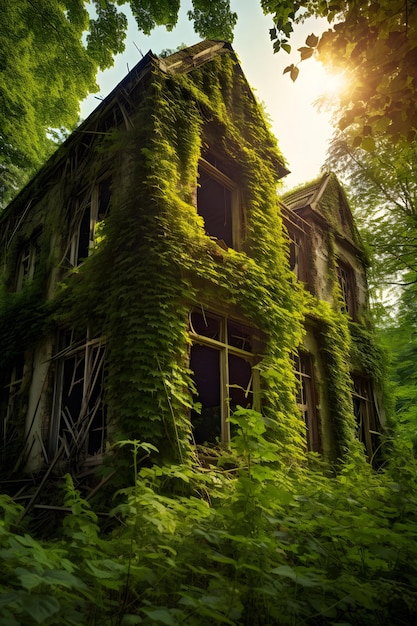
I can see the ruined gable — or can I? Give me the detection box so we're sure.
[0,42,385,491]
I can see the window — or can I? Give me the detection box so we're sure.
[294,352,320,452]
[50,329,106,462]
[352,376,381,462]
[0,358,24,445]
[197,160,241,249]
[337,261,356,317]
[288,230,309,283]
[189,310,261,445]
[69,176,111,266]
[15,231,41,291]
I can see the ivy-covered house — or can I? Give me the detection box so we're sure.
[0,40,384,478]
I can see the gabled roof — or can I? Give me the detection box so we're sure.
[283,174,332,213]
[2,40,287,221]
[282,173,360,247]
[159,40,233,74]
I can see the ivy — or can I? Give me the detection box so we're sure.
[51,51,310,470]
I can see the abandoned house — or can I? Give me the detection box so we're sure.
[0,40,385,480]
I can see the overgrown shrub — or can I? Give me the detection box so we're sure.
[2,411,417,625]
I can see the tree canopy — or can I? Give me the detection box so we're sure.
[326,129,417,448]
[2,0,417,205]
[327,132,417,292]
[0,0,237,206]
[266,0,417,148]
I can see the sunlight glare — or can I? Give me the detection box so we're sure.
[322,70,348,98]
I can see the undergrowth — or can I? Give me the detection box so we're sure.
[1,409,417,625]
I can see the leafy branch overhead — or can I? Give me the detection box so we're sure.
[0,0,237,207]
[2,0,417,205]
[282,32,318,81]
[266,0,417,145]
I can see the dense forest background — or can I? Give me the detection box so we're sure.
[1,1,417,624]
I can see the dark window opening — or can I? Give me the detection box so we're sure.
[189,311,258,445]
[190,344,221,444]
[15,231,41,291]
[294,353,320,452]
[190,311,221,341]
[71,177,111,266]
[77,204,91,264]
[0,356,25,445]
[352,376,381,462]
[228,353,252,412]
[337,262,356,317]
[197,164,235,248]
[51,330,106,462]
[98,177,111,221]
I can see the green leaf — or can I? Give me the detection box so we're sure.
[121,616,143,625]
[271,564,297,580]
[141,608,180,625]
[23,595,60,623]
[361,136,375,151]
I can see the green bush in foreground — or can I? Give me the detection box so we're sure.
[1,410,417,625]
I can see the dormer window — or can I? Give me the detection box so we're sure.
[197,159,241,249]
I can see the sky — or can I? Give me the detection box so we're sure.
[81,2,337,191]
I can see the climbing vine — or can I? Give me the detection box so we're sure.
[0,49,389,478]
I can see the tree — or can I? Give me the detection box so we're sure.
[0,0,237,207]
[3,0,417,205]
[382,277,417,448]
[266,0,417,146]
[326,133,417,293]
[0,0,127,205]
[326,131,417,444]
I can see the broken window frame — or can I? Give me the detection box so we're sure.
[337,261,356,318]
[288,229,309,284]
[189,309,261,445]
[15,231,41,291]
[49,329,107,464]
[69,175,111,267]
[197,159,242,250]
[352,375,381,462]
[1,358,25,446]
[293,352,321,452]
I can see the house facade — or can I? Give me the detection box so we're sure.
[0,41,384,478]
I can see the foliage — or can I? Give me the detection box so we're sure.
[52,50,308,471]
[0,283,50,371]
[187,0,237,40]
[5,0,417,205]
[379,276,417,450]
[0,0,238,206]
[325,131,417,449]
[0,0,127,206]
[265,0,417,145]
[326,133,417,294]
[2,415,417,624]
